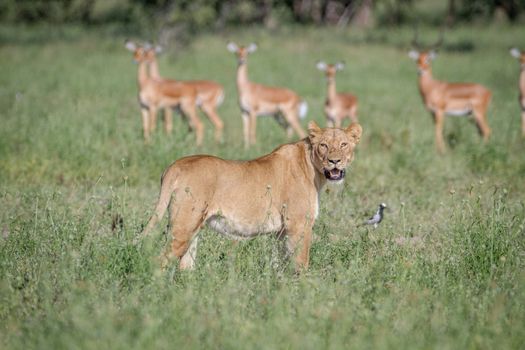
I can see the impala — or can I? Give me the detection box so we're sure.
[316,61,358,127]
[227,42,307,148]
[408,34,491,153]
[125,41,203,145]
[510,47,525,137]
[145,44,225,142]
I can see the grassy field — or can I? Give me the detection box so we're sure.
[1,23,524,349]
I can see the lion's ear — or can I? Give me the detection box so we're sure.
[346,123,362,145]
[308,120,322,141]
[308,120,321,134]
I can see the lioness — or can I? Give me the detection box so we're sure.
[140,121,362,271]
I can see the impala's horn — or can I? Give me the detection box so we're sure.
[430,27,445,50]
[411,24,421,50]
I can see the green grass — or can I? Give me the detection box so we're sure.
[1,24,524,349]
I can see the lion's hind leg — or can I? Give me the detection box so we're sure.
[163,200,207,270]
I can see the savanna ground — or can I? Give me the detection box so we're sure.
[1,23,524,349]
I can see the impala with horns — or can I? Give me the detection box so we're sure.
[316,61,358,127]
[227,42,307,148]
[510,47,525,137]
[145,43,225,143]
[125,40,203,145]
[408,31,492,153]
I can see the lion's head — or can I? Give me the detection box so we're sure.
[308,121,362,183]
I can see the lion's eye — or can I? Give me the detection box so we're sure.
[320,143,328,150]
[341,142,348,148]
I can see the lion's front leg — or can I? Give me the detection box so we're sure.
[285,217,314,272]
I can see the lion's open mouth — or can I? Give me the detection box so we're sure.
[324,168,345,181]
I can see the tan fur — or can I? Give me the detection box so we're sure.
[140,121,363,272]
[409,50,492,153]
[227,42,307,148]
[317,61,358,127]
[125,41,203,145]
[510,48,525,137]
[146,48,225,142]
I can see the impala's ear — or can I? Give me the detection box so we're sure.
[125,40,137,52]
[247,43,258,53]
[316,61,327,71]
[227,42,239,53]
[335,61,345,71]
[345,123,362,145]
[408,50,419,60]
[510,47,521,58]
[155,45,163,54]
[428,50,438,60]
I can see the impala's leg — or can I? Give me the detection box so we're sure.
[202,103,224,143]
[334,116,342,129]
[325,108,334,127]
[283,109,306,138]
[141,107,150,143]
[242,111,250,149]
[326,117,335,128]
[285,219,313,273]
[434,110,446,154]
[178,106,193,132]
[164,201,206,270]
[249,110,258,145]
[149,106,158,132]
[473,107,491,141]
[286,125,294,138]
[349,105,358,123]
[163,107,173,135]
[181,99,204,146]
[522,110,525,137]
[148,105,158,138]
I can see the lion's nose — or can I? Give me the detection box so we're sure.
[328,159,341,165]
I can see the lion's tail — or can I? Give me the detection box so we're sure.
[139,166,178,240]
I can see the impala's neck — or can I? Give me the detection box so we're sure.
[327,77,337,102]
[418,68,437,99]
[138,61,149,88]
[149,58,161,80]
[236,62,250,90]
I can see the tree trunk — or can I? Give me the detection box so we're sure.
[446,0,456,26]
[352,0,373,28]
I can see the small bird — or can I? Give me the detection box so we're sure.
[360,203,387,228]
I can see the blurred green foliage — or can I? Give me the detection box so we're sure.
[2,0,525,30]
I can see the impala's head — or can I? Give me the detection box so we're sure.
[409,27,443,74]
[316,61,345,80]
[308,121,362,183]
[125,40,151,63]
[510,48,525,66]
[143,42,163,62]
[227,42,257,65]
[408,50,437,74]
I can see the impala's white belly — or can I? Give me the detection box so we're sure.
[240,96,280,117]
[428,107,472,117]
[446,108,472,117]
